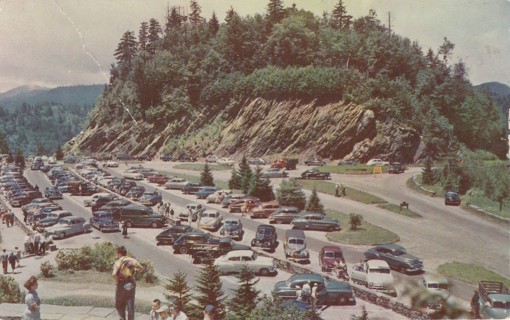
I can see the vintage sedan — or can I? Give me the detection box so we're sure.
[250,201,280,219]
[319,245,345,272]
[139,191,163,206]
[300,168,331,180]
[248,158,267,165]
[97,199,132,214]
[46,216,91,239]
[291,212,341,231]
[36,210,73,230]
[161,154,173,162]
[261,168,288,178]
[219,218,244,240]
[122,170,143,180]
[214,250,276,276]
[217,158,235,166]
[205,155,219,163]
[44,186,63,200]
[147,174,170,185]
[197,187,219,200]
[363,243,424,273]
[268,206,301,224]
[251,224,277,251]
[156,225,194,246]
[125,186,145,201]
[90,211,120,232]
[164,178,190,190]
[104,160,119,167]
[388,162,405,174]
[198,210,223,231]
[182,182,203,194]
[304,158,326,166]
[444,190,461,206]
[273,273,356,305]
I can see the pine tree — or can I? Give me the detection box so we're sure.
[189,0,203,26]
[138,21,149,54]
[114,30,138,65]
[276,179,306,210]
[248,166,274,201]
[238,156,252,194]
[227,266,260,318]
[208,12,219,35]
[195,261,226,320]
[266,0,285,25]
[229,166,241,190]
[147,18,162,55]
[306,187,324,214]
[164,271,194,316]
[200,164,215,186]
[55,145,64,160]
[330,0,352,30]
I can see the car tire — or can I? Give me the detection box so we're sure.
[179,246,189,254]
[259,268,270,276]
[151,222,158,228]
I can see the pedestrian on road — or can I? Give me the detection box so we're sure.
[39,233,46,255]
[112,246,145,320]
[22,276,41,320]
[470,290,480,318]
[311,283,319,306]
[33,232,41,255]
[122,221,128,238]
[149,298,161,320]
[1,249,9,274]
[15,246,22,267]
[335,184,340,197]
[8,251,17,273]
[295,285,303,302]
[203,304,216,320]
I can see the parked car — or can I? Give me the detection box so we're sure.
[84,192,112,207]
[304,158,326,166]
[197,187,219,200]
[147,174,170,185]
[161,154,173,162]
[268,206,301,224]
[97,199,132,214]
[46,216,91,239]
[251,224,278,251]
[104,160,119,167]
[122,171,143,180]
[261,168,288,178]
[248,158,267,165]
[182,182,203,194]
[198,210,223,231]
[190,237,251,264]
[164,178,190,190]
[156,225,194,246]
[90,211,120,232]
[363,243,424,273]
[319,246,345,272]
[366,159,390,166]
[139,191,162,206]
[274,273,356,305]
[229,197,260,213]
[177,154,196,162]
[92,194,121,212]
[419,274,450,309]
[219,217,244,240]
[444,190,461,206]
[300,168,331,180]
[214,250,276,276]
[139,168,158,178]
[337,159,358,166]
[284,229,309,263]
[179,203,206,221]
[172,231,214,254]
[388,162,405,174]
[205,155,219,163]
[291,212,340,231]
[36,210,73,230]
[113,204,166,228]
[44,186,63,200]
[249,201,280,219]
[221,193,246,208]
[351,260,395,295]
[217,158,235,166]
[125,186,146,201]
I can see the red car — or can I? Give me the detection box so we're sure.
[319,245,345,272]
[147,174,170,185]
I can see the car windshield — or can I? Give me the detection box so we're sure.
[289,239,304,245]
[258,229,271,235]
[324,252,335,258]
[225,220,238,225]
[205,213,216,218]
[58,220,69,225]
[392,250,406,256]
[370,268,391,274]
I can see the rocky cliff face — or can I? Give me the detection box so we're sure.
[66,98,421,163]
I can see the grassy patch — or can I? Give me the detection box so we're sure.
[465,193,510,219]
[295,179,387,204]
[325,209,399,245]
[173,163,232,171]
[159,170,229,190]
[377,203,422,218]
[438,262,510,287]
[320,165,388,175]
[43,295,152,314]
[42,269,157,287]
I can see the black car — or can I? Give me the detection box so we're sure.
[161,154,173,162]
[363,243,424,274]
[304,158,326,166]
[251,224,278,251]
[300,168,331,180]
[125,186,145,201]
[172,231,213,254]
[388,162,405,174]
[182,182,203,195]
[91,194,118,212]
[177,154,196,162]
[44,186,63,200]
[98,199,132,214]
[156,225,194,245]
[337,160,358,166]
[444,190,461,206]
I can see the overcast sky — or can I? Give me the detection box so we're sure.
[0,0,508,93]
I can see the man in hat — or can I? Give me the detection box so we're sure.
[203,305,216,320]
[155,305,170,320]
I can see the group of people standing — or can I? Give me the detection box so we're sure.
[1,247,21,274]
[23,231,51,256]
[295,281,320,305]
[1,208,15,227]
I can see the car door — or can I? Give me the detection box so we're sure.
[224,255,241,273]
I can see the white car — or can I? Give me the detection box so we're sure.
[123,170,144,180]
[205,155,219,163]
[198,209,222,231]
[84,192,111,207]
[105,160,119,167]
[217,158,235,166]
[350,259,395,295]
[214,250,276,276]
[206,189,233,203]
[366,159,390,166]
[46,216,91,240]
[164,178,190,190]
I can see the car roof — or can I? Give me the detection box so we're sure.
[322,245,342,252]
[257,224,275,230]
[203,209,219,214]
[366,260,391,268]
[224,217,240,222]
[375,243,404,251]
[226,250,253,257]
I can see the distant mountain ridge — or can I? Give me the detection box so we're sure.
[0,84,104,109]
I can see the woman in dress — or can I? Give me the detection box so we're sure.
[22,276,41,320]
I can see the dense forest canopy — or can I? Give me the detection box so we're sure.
[90,0,507,160]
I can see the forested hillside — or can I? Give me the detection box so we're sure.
[67,0,508,161]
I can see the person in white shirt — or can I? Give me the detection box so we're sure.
[149,299,161,320]
[169,303,188,320]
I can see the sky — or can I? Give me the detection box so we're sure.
[0,0,509,93]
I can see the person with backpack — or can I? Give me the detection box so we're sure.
[112,246,145,320]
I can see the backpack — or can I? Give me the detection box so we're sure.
[117,258,134,281]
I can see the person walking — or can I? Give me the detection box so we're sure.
[39,233,47,255]
[15,246,22,267]
[22,276,41,320]
[335,184,340,197]
[470,290,480,318]
[8,251,17,273]
[1,249,9,274]
[203,305,216,320]
[33,232,41,254]
[149,298,161,320]
[112,246,145,320]
[295,285,303,302]
[122,221,128,238]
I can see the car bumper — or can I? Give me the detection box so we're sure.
[199,224,217,231]
[251,240,273,250]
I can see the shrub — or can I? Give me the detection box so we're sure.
[55,247,93,271]
[91,242,117,272]
[349,213,363,231]
[0,275,24,303]
[138,260,157,284]
[40,261,55,278]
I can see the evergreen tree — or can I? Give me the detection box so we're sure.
[114,30,138,65]
[189,0,204,26]
[245,293,314,320]
[276,179,306,210]
[266,0,285,26]
[0,130,9,154]
[208,12,220,35]
[14,149,25,171]
[248,166,274,201]
[306,187,324,213]
[147,18,162,55]
[138,21,149,54]
[195,261,226,320]
[238,156,252,194]
[331,0,352,30]
[422,157,435,185]
[164,271,194,316]
[227,266,260,318]
[55,145,64,160]
[200,164,215,186]
[229,166,241,190]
